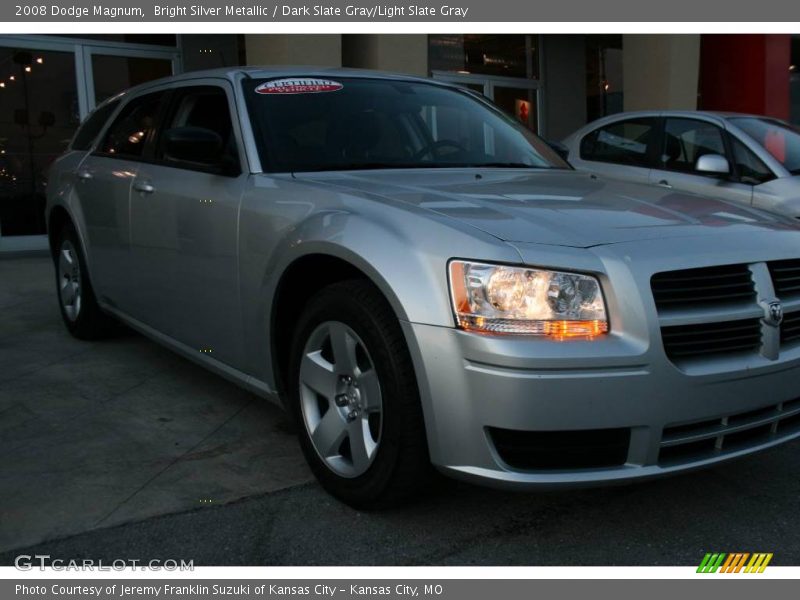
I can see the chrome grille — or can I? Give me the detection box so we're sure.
[660,318,762,359]
[781,311,800,345]
[651,264,755,308]
[651,260,800,365]
[769,259,800,300]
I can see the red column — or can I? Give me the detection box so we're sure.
[700,34,791,119]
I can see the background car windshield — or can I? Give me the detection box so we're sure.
[731,117,800,175]
[244,77,567,172]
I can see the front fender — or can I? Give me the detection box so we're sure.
[236,174,519,387]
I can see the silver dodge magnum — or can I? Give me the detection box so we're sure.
[47,68,800,507]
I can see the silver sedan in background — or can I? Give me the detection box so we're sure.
[563,111,800,218]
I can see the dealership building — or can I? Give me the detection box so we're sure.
[1,33,799,253]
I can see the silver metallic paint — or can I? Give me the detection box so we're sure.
[46,69,800,489]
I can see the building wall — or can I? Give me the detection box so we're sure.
[244,35,342,67]
[542,35,587,140]
[700,34,790,119]
[342,35,428,76]
[180,35,242,72]
[623,35,700,111]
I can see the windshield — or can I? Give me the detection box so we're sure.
[243,76,569,173]
[730,117,800,175]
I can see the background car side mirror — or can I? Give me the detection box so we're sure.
[545,140,571,164]
[695,154,730,176]
[163,127,224,168]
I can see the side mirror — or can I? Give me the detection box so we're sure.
[546,140,571,163]
[163,127,223,167]
[695,154,729,176]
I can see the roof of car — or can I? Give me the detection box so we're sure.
[102,66,440,106]
[583,109,771,122]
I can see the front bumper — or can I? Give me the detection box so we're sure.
[402,320,800,489]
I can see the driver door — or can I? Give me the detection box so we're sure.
[648,117,753,207]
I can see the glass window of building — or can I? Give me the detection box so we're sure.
[91,55,173,105]
[585,35,624,123]
[429,35,538,79]
[0,48,78,236]
[429,35,540,133]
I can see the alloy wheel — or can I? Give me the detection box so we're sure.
[58,240,82,322]
[298,321,383,478]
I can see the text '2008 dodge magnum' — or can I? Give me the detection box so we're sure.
[47,68,800,507]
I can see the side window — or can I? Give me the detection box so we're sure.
[71,100,120,151]
[158,86,239,174]
[730,137,775,185]
[98,92,165,158]
[580,118,656,167]
[661,118,726,174]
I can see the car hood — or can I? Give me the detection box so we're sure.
[295,169,797,248]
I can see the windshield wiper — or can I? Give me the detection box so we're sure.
[466,162,554,169]
[294,162,457,172]
[292,162,557,173]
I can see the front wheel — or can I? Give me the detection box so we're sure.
[288,280,432,508]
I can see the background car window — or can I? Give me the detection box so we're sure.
[71,100,120,151]
[99,92,165,158]
[158,86,239,172]
[661,118,726,174]
[580,118,655,167]
[730,137,775,184]
[731,117,800,175]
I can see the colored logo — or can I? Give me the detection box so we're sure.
[255,78,343,95]
[697,552,773,573]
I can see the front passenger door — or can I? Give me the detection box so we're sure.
[129,83,247,367]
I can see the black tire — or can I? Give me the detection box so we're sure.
[53,222,118,340]
[288,279,433,509]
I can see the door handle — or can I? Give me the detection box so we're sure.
[76,170,92,181]
[657,180,673,189]
[133,181,155,194]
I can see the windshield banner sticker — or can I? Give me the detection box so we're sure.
[255,78,343,94]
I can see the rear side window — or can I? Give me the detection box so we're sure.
[72,100,120,151]
[98,91,166,158]
[580,118,656,167]
[660,118,726,174]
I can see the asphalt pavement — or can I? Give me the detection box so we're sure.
[1,256,799,566]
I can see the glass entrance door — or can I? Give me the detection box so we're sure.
[84,46,178,108]
[89,54,173,105]
[0,35,179,251]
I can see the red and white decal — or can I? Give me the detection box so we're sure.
[255,78,343,95]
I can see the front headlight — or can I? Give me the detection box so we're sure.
[448,260,608,337]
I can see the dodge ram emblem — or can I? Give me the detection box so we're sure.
[764,300,784,327]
